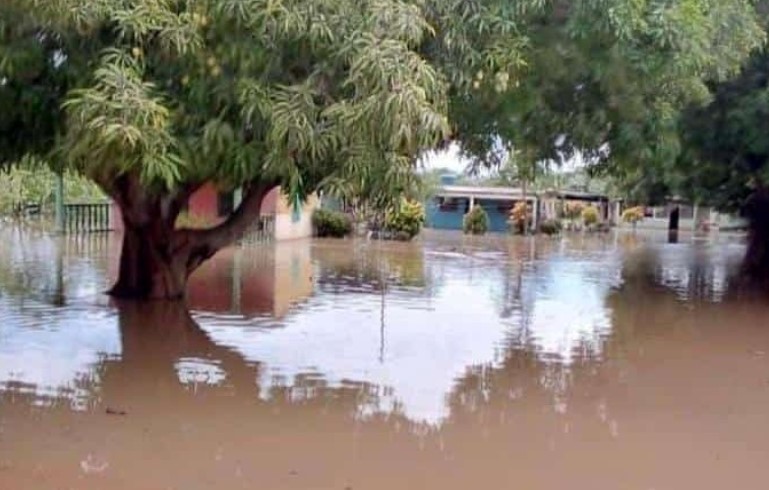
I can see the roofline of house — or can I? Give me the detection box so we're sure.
[434,185,615,202]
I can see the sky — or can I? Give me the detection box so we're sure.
[419,144,470,173]
[419,143,591,176]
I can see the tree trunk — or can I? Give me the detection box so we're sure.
[742,189,769,283]
[106,175,277,301]
[109,222,189,300]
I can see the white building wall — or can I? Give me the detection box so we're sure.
[274,209,315,241]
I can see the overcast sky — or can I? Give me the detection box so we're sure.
[419,143,589,175]
[419,144,470,173]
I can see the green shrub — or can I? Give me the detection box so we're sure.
[313,209,353,238]
[539,219,562,235]
[385,200,425,240]
[581,206,600,226]
[463,205,489,235]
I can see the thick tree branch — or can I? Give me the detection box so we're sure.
[182,178,280,251]
[162,180,206,227]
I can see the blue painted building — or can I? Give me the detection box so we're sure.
[425,175,538,233]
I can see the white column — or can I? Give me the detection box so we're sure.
[531,197,539,232]
[469,196,475,209]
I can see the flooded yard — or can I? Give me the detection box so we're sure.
[1,227,769,489]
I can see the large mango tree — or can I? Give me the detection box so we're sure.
[1,0,763,299]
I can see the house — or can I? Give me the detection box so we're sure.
[425,175,539,233]
[111,183,319,240]
[425,175,621,233]
[539,189,622,224]
[188,183,319,241]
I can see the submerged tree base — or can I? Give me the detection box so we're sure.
[107,175,275,301]
[108,224,215,301]
[742,190,769,285]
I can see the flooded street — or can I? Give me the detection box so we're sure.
[2,227,769,489]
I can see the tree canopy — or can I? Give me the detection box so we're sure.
[449,0,764,177]
[600,1,769,211]
[4,1,455,192]
[0,1,544,192]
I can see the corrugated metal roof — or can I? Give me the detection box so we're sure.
[433,185,615,201]
[435,185,534,200]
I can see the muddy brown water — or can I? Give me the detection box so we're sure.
[1,227,769,489]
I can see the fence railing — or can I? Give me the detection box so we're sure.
[61,203,274,240]
[64,202,112,233]
[240,215,276,244]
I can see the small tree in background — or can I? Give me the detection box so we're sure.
[463,205,489,235]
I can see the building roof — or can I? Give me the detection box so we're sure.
[434,185,615,202]
[435,185,536,201]
[541,189,611,201]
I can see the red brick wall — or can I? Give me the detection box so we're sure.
[261,187,279,214]
[188,183,279,217]
[188,183,221,220]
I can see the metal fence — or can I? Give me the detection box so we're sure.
[64,203,112,233]
[240,215,275,244]
[61,203,275,241]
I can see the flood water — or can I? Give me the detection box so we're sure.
[1,226,769,489]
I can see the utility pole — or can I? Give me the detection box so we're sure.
[54,170,65,234]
